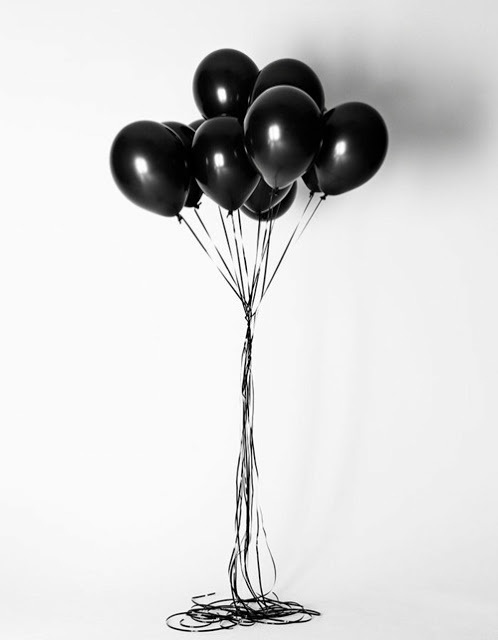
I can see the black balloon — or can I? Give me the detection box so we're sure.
[251,58,325,111]
[163,121,202,208]
[193,48,259,119]
[110,120,189,217]
[244,85,322,190]
[243,178,291,214]
[314,102,388,195]
[302,165,321,193]
[189,119,205,131]
[242,182,297,221]
[191,117,259,211]
[162,121,194,148]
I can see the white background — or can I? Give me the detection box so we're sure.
[1,1,498,638]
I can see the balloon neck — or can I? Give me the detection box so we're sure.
[176,214,183,224]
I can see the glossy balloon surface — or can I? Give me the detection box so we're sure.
[315,102,388,195]
[189,119,205,131]
[251,58,325,111]
[242,182,297,221]
[191,117,259,211]
[302,165,321,193]
[193,48,259,119]
[162,121,194,148]
[110,120,189,217]
[243,178,291,214]
[244,85,322,189]
[163,121,202,208]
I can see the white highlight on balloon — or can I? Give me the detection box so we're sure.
[269,124,281,142]
[335,140,347,156]
[217,88,228,104]
[214,153,225,168]
[134,157,148,175]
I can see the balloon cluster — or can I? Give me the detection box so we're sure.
[110,48,388,220]
[110,49,389,634]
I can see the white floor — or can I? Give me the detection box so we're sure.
[3,586,496,640]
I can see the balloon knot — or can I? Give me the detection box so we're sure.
[177,214,183,224]
[244,305,252,323]
[320,194,327,201]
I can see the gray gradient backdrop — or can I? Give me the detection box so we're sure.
[1,1,497,638]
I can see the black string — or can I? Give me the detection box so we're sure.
[193,208,240,292]
[260,198,280,303]
[166,313,320,632]
[256,191,277,303]
[250,214,263,301]
[260,194,323,303]
[170,203,322,632]
[218,207,246,302]
[229,211,249,304]
[248,189,276,307]
[296,194,326,243]
[180,214,243,303]
[236,210,250,298]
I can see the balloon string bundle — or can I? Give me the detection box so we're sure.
[166,196,323,632]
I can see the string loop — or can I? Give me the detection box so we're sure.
[168,198,323,631]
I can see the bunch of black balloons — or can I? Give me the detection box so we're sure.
[110,49,389,633]
[110,48,388,220]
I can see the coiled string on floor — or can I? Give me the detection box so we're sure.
[167,195,323,632]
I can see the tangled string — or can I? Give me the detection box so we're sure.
[167,195,324,632]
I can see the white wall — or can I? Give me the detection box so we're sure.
[1,1,497,639]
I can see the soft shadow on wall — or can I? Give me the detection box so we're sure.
[298,46,487,162]
[273,44,489,589]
